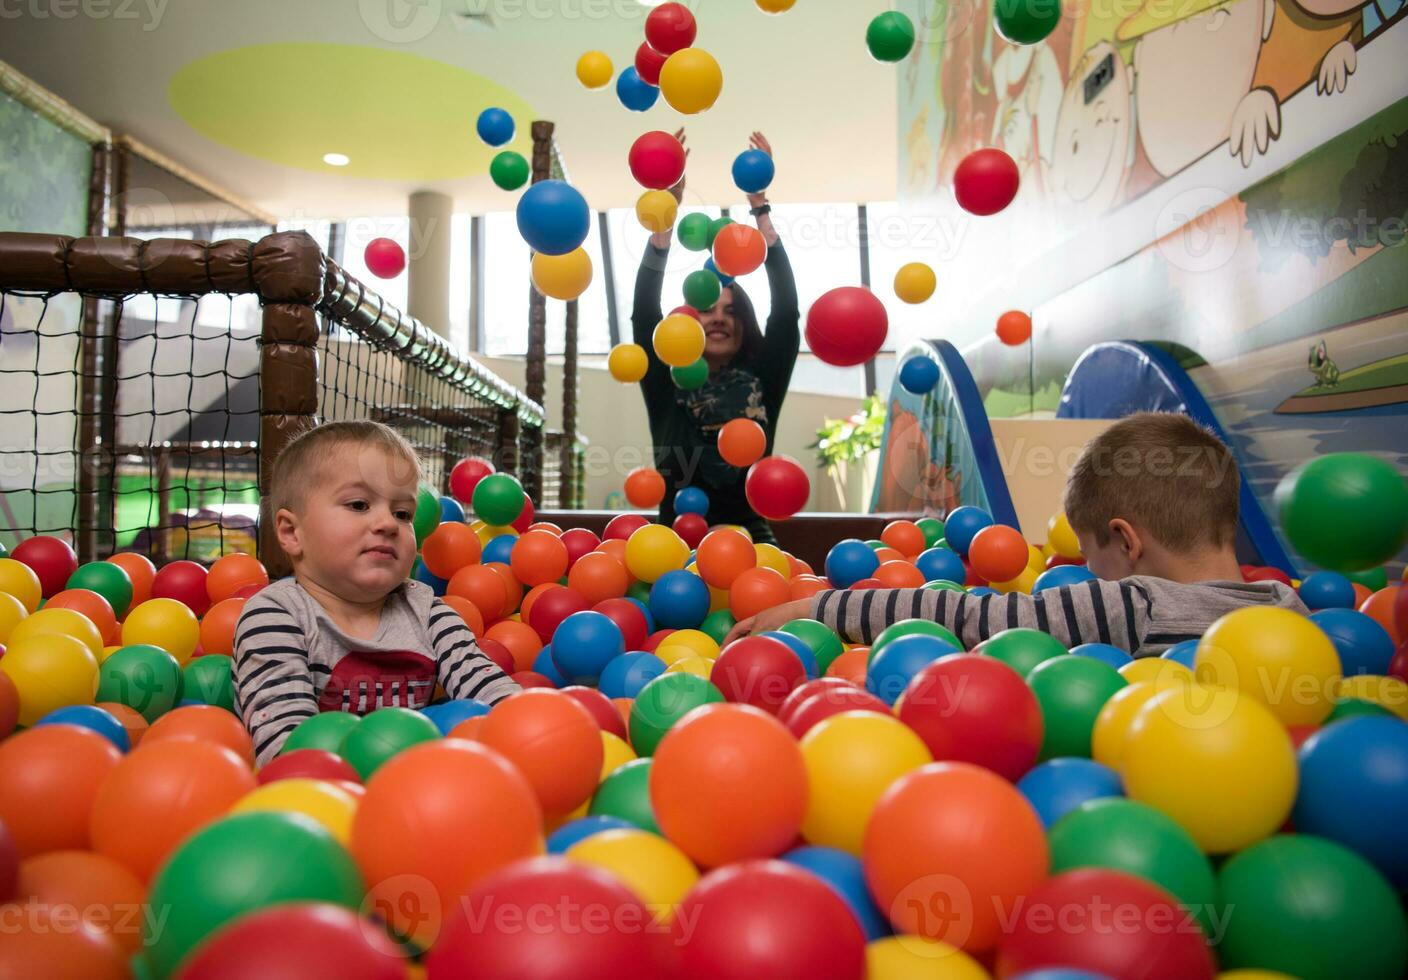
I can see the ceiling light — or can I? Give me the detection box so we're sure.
[323,153,350,167]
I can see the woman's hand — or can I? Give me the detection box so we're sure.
[721,597,814,649]
[745,131,773,209]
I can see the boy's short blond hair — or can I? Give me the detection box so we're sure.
[1063,412,1239,552]
[270,421,422,515]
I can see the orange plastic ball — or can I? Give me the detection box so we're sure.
[447,716,486,741]
[1360,585,1402,645]
[0,912,127,980]
[449,565,510,624]
[788,555,814,577]
[509,530,570,587]
[440,594,486,636]
[624,468,668,509]
[205,553,269,605]
[0,726,120,857]
[696,529,757,590]
[729,566,791,620]
[198,597,246,656]
[479,689,604,819]
[968,525,1030,584]
[872,547,905,565]
[880,520,926,558]
[595,538,633,572]
[105,553,156,608]
[484,562,524,617]
[45,588,119,646]
[874,560,926,589]
[18,850,148,955]
[996,310,1032,346]
[422,523,483,580]
[95,701,148,748]
[712,222,767,277]
[718,418,767,468]
[826,649,870,684]
[485,619,544,673]
[790,575,828,601]
[1351,583,1373,607]
[568,552,631,604]
[650,703,806,868]
[142,704,256,767]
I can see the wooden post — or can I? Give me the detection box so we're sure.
[560,298,579,509]
[523,120,555,503]
[77,138,112,561]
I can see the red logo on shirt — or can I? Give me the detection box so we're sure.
[319,649,436,714]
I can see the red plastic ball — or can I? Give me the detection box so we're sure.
[954,147,1021,216]
[11,536,78,599]
[604,514,650,542]
[897,655,1043,781]
[175,903,406,980]
[634,41,669,87]
[784,686,889,739]
[1245,566,1293,586]
[511,496,536,534]
[478,637,516,675]
[364,237,406,279]
[450,457,495,504]
[847,577,883,590]
[511,670,557,690]
[592,597,650,652]
[996,869,1216,980]
[745,456,810,521]
[645,1,697,54]
[1388,640,1407,682]
[561,527,601,568]
[642,629,676,653]
[777,677,854,729]
[628,131,686,191]
[672,513,708,549]
[804,287,888,367]
[528,586,590,643]
[670,304,701,320]
[256,749,361,785]
[996,309,1032,345]
[561,685,629,740]
[710,635,806,714]
[151,559,212,617]
[0,814,17,902]
[967,525,1030,583]
[1045,554,1086,570]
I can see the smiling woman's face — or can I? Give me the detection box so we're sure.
[701,287,742,362]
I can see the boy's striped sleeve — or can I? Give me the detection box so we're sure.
[428,598,522,705]
[232,598,318,766]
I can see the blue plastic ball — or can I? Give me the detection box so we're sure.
[481,533,517,566]
[1310,608,1395,676]
[781,846,890,940]
[915,546,965,584]
[412,558,448,596]
[598,651,667,699]
[1072,642,1134,670]
[1016,757,1124,829]
[533,645,568,687]
[439,496,466,523]
[943,506,993,556]
[622,597,655,634]
[649,570,711,629]
[967,586,999,597]
[546,815,636,854]
[35,704,130,752]
[616,66,659,112]
[1159,639,1199,669]
[731,148,776,195]
[1011,971,1117,980]
[1032,564,1098,593]
[703,257,735,287]
[898,356,941,394]
[674,486,710,517]
[825,539,880,589]
[550,611,624,686]
[761,630,818,679]
[421,698,491,736]
[515,179,591,256]
[1295,716,1408,887]
[1299,570,1357,610]
[475,107,515,147]
[866,634,960,705]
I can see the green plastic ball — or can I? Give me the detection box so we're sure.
[871,619,962,661]
[993,0,1062,44]
[1049,798,1217,935]
[683,269,722,311]
[589,757,659,832]
[627,580,653,604]
[472,473,527,528]
[282,711,362,755]
[68,561,135,618]
[489,150,529,191]
[678,213,712,252]
[1323,696,1396,724]
[923,579,965,593]
[706,216,733,248]
[865,539,886,551]
[1347,566,1389,592]
[143,811,364,979]
[671,358,709,390]
[916,517,946,548]
[96,644,184,723]
[339,706,439,779]
[182,655,235,712]
[628,672,723,756]
[1217,834,1407,980]
[975,627,1067,677]
[865,11,916,62]
[1027,654,1126,759]
[412,483,441,547]
[779,619,846,675]
[1275,453,1408,572]
[699,609,736,646]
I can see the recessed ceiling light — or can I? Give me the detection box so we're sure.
[323,153,350,167]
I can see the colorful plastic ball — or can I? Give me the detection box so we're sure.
[727,149,775,198]
[0,671,16,739]
[608,342,650,383]
[94,643,183,722]
[649,569,711,629]
[202,554,265,607]
[0,725,119,857]
[0,556,41,612]
[755,630,814,679]
[566,827,698,923]
[1309,607,1393,675]
[256,748,359,785]
[635,39,668,86]
[588,755,658,831]
[598,652,667,700]
[941,506,991,556]
[626,525,689,584]
[670,485,708,517]
[621,467,666,510]
[966,524,1028,583]
[667,357,705,390]
[1276,453,1408,573]
[1067,642,1131,670]
[993,0,1062,42]
[913,545,963,584]
[695,529,756,590]
[1216,834,1406,980]
[13,848,147,958]
[8,604,102,661]
[781,846,890,941]
[531,245,593,300]
[865,10,916,61]
[682,268,722,312]
[628,672,723,756]
[805,286,888,366]
[712,222,767,277]
[505,530,565,589]
[675,212,710,251]
[781,618,848,675]
[12,534,77,599]
[516,179,591,256]
[756,0,796,10]
[421,522,482,581]
[1155,638,1198,668]
[991,311,1033,348]
[230,777,360,846]
[546,814,634,853]
[576,49,613,89]
[449,457,494,504]
[646,1,697,54]
[1031,564,1096,593]
[653,311,707,368]
[150,559,210,617]
[279,713,360,758]
[485,149,529,192]
[659,47,723,114]
[530,646,566,687]
[893,262,937,305]
[122,597,200,663]
[412,558,449,596]
[339,707,439,780]
[592,597,652,651]
[825,539,879,589]
[628,130,686,191]
[475,107,514,146]
[867,634,960,705]
[1027,655,1126,760]
[635,189,678,235]
[709,634,805,713]
[0,632,97,727]
[0,914,127,979]
[363,237,405,278]
[549,610,625,686]
[1016,757,1124,829]
[472,473,526,528]
[183,654,235,712]
[479,689,602,819]
[143,703,254,765]
[616,65,659,111]
[896,356,940,396]
[1196,606,1341,725]
[172,902,406,980]
[104,552,154,608]
[975,627,1066,678]
[717,418,767,469]
[954,147,1021,216]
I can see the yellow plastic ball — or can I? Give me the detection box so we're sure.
[0,591,28,645]
[1025,545,1046,573]
[655,629,719,662]
[476,524,518,546]
[575,50,613,89]
[636,190,678,234]
[753,542,791,578]
[231,778,359,845]
[567,829,699,922]
[1119,656,1194,687]
[99,644,121,663]
[531,247,593,301]
[1091,680,1163,771]
[1217,971,1298,980]
[991,567,1038,595]
[1336,674,1408,721]
[9,606,104,660]
[0,559,42,613]
[121,598,200,664]
[799,711,933,854]
[600,730,637,781]
[1121,684,1297,853]
[893,262,937,304]
[659,48,723,115]
[625,524,689,584]
[755,0,797,12]
[665,655,713,679]
[0,633,98,726]
[1194,606,1340,726]
[1046,512,1082,559]
[652,313,706,368]
[865,935,991,979]
[609,343,650,383]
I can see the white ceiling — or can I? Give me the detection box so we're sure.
[0,0,899,220]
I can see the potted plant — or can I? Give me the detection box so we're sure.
[810,395,886,512]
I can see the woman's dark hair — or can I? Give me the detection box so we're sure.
[723,281,766,367]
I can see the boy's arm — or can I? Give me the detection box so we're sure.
[428,598,522,704]
[233,600,318,766]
